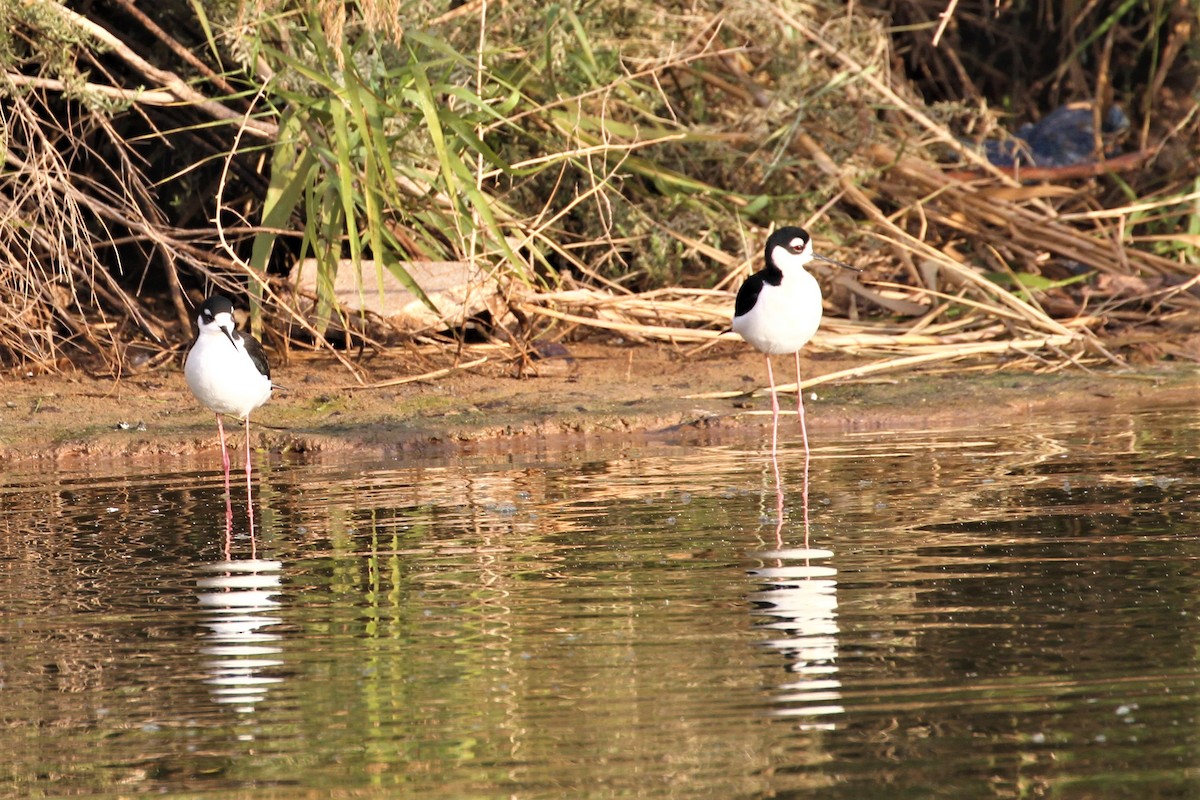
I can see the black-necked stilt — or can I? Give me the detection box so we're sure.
[732,227,856,464]
[184,294,273,532]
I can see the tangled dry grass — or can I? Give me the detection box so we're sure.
[0,0,1197,384]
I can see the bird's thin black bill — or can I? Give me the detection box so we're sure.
[814,253,860,272]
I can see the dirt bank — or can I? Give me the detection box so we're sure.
[1,342,1197,465]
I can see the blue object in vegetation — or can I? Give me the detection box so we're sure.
[983,104,1129,168]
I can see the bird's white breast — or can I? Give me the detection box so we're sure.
[184,331,272,419]
[732,269,823,355]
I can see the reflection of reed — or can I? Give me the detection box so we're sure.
[276,418,1114,542]
[195,559,285,714]
[0,408,1195,795]
[3,410,1192,550]
[816,413,1195,533]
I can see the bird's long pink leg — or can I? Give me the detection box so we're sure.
[244,415,255,540]
[795,350,811,546]
[766,356,781,461]
[795,351,810,458]
[216,413,233,551]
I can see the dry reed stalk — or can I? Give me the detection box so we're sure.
[689,334,1080,400]
[869,144,1193,279]
[511,280,1086,362]
[335,356,489,390]
[1059,190,1200,222]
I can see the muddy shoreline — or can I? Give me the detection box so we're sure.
[2,343,1197,465]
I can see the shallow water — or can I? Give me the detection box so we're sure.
[2,405,1200,798]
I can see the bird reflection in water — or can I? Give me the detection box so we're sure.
[195,558,285,718]
[748,547,844,730]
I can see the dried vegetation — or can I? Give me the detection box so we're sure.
[0,0,1197,384]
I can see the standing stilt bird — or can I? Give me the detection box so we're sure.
[184,294,274,534]
[732,227,857,463]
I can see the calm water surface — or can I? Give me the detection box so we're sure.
[2,405,1200,798]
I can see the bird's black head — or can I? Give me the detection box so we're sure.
[198,294,236,326]
[764,226,813,269]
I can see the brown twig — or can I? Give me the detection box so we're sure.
[943,150,1152,182]
[40,3,278,138]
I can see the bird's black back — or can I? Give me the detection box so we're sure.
[733,264,783,319]
[237,330,272,380]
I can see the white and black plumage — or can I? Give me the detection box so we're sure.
[732,227,855,464]
[184,294,273,531]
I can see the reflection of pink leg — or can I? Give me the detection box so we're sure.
[801,445,811,549]
[772,448,786,549]
[216,414,233,556]
[245,415,255,541]
[766,356,786,547]
[795,351,811,546]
